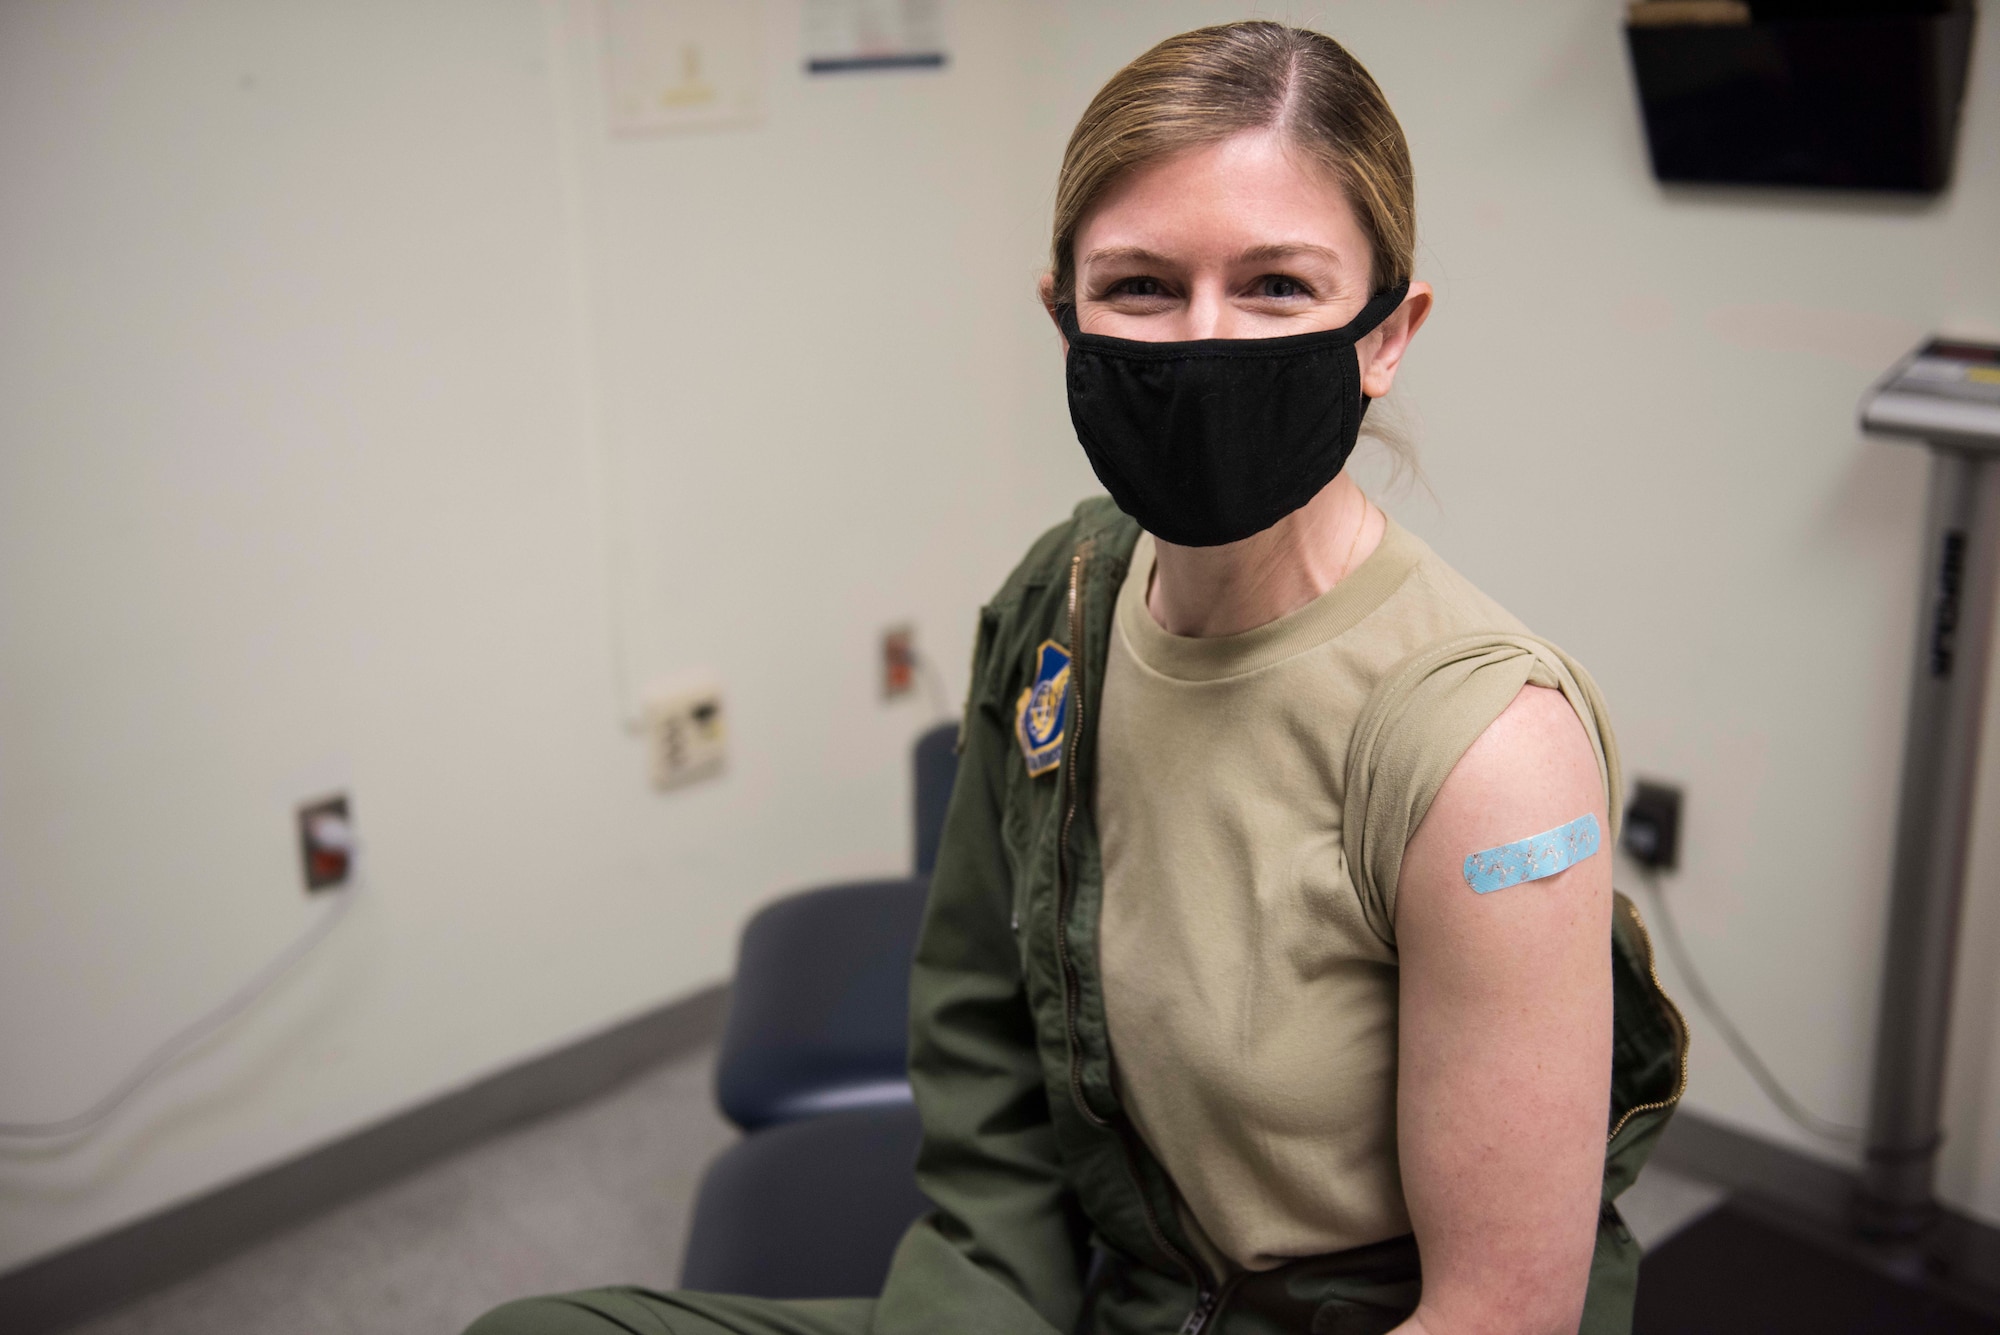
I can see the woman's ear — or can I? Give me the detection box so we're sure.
[1360,281,1433,400]
[1037,272,1069,355]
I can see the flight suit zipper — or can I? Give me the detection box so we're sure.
[1607,896,1691,1141]
[1178,1271,1244,1335]
[1056,546,1109,1131]
[1053,540,1223,1329]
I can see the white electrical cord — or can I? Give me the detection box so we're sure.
[0,886,355,1140]
[1631,863,1864,1145]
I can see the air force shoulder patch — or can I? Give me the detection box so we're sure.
[1015,640,1071,778]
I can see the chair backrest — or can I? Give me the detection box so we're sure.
[913,721,958,877]
[715,877,929,1130]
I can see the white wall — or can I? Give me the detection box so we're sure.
[0,0,1087,1271]
[2,0,1997,1276]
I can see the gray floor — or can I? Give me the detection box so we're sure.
[64,1044,1727,1335]
[1618,1163,1729,1252]
[65,1046,736,1335]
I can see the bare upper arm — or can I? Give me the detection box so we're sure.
[1390,684,1613,1335]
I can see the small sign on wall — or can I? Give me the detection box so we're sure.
[804,0,946,75]
[600,0,763,135]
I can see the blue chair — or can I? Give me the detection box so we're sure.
[714,877,927,1130]
[685,723,960,1294]
[912,722,957,877]
[679,1103,927,1299]
[711,723,958,1129]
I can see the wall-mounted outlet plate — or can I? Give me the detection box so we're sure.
[882,624,916,699]
[297,793,355,892]
[642,676,727,791]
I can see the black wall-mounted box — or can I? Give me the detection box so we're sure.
[1624,1,1976,193]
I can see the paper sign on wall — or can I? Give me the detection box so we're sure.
[804,0,947,75]
[600,0,763,134]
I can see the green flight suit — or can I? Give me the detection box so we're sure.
[469,499,1687,1335]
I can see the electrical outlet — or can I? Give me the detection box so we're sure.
[882,624,916,700]
[297,793,355,893]
[1622,780,1682,871]
[642,677,727,791]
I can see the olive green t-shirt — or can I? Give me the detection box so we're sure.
[1096,520,1620,1272]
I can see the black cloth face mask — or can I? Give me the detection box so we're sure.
[1057,281,1410,548]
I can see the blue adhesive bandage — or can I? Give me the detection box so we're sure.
[1462,813,1601,894]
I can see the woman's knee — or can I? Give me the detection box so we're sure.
[463,1290,678,1335]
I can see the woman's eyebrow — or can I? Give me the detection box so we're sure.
[1078,242,1344,270]
[1236,242,1344,268]
[1079,245,1178,269]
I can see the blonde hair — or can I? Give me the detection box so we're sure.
[1049,21,1423,481]
[1051,21,1414,302]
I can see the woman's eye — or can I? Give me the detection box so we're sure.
[1257,274,1311,299]
[1110,276,1165,298]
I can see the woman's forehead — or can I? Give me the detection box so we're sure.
[1074,130,1363,266]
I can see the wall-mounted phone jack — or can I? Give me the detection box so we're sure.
[1622,780,1682,872]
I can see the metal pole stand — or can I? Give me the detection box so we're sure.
[1857,340,2000,1244]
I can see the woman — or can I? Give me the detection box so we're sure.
[471,21,1685,1335]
